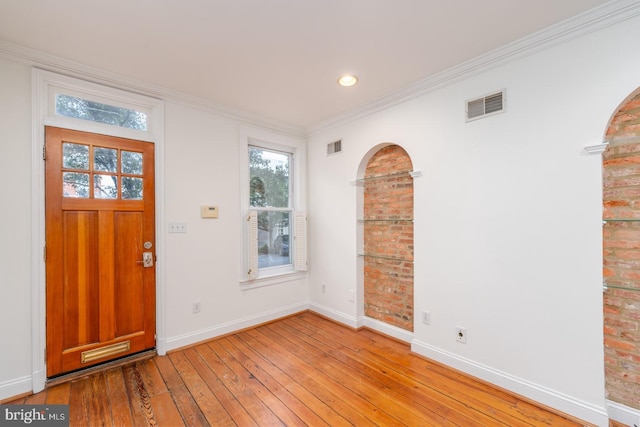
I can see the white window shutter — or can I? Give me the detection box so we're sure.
[294,212,307,271]
[247,211,258,280]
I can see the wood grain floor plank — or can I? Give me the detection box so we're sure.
[168,350,236,426]
[208,338,305,426]
[237,328,384,426]
[190,344,280,426]
[104,367,135,427]
[44,382,70,404]
[136,358,168,398]
[24,391,46,404]
[219,335,332,427]
[150,392,185,427]
[122,363,154,427]
[261,321,457,426]
[68,379,89,426]
[154,354,210,427]
[87,373,112,426]
[241,327,405,426]
[181,346,257,426]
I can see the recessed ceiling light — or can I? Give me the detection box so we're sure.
[338,75,358,87]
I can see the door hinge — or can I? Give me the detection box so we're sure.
[43,244,46,262]
[44,348,47,362]
[42,145,46,161]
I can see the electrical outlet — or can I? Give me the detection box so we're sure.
[193,301,201,314]
[348,289,355,302]
[322,283,326,293]
[421,311,431,324]
[456,327,467,343]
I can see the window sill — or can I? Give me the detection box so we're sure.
[239,271,307,291]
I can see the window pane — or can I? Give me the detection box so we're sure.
[122,177,143,200]
[63,172,89,198]
[122,151,143,175]
[94,175,118,199]
[257,211,291,268]
[63,143,89,170]
[94,147,118,172]
[249,147,290,208]
[55,94,148,131]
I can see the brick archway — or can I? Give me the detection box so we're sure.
[362,145,414,331]
[602,88,640,411]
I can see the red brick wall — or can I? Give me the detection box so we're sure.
[363,145,414,331]
[602,90,640,409]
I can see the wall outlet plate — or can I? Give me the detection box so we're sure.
[422,311,431,324]
[456,327,467,343]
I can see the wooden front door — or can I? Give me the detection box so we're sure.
[45,126,156,377]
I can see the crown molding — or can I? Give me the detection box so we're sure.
[1,0,638,138]
[0,40,306,138]
[308,0,640,135]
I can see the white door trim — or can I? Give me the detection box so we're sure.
[31,69,166,392]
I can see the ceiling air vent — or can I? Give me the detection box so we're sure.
[327,139,342,155]
[466,90,505,121]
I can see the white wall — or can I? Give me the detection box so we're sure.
[161,102,309,349]
[307,15,640,426]
[0,57,33,398]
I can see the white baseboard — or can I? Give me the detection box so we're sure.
[0,375,32,402]
[362,316,414,343]
[164,302,309,352]
[607,400,640,427]
[411,339,609,427]
[308,302,362,328]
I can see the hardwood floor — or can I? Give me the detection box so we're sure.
[6,312,591,426]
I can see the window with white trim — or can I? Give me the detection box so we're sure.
[241,132,306,284]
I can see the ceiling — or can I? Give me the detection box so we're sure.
[0,0,613,130]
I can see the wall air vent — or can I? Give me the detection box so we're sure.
[466,90,505,121]
[327,139,342,155]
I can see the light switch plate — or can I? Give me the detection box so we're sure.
[168,222,187,233]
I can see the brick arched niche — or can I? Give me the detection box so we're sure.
[602,88,640,410]
[359,144,414,332]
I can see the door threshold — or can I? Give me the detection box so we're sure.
[46,349,157,388]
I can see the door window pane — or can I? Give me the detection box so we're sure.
[257,211,291,268]
[63,143,89,170]
[94,147,117,172]
[94,175,118,199]
[55,94,148,131]
[122,177,143,200]
[63,172,89,198]
[122,151,143,175]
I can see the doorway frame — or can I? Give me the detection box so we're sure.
[31,69,166,392]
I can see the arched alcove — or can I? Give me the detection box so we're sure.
[358,144,414,332]
[602,87,640,411]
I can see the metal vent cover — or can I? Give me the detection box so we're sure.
[466,90,505,121]
[327,139,342,155]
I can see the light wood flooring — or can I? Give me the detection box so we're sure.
[5,312,592,426]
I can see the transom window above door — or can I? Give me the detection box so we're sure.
[55,94,148,131]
